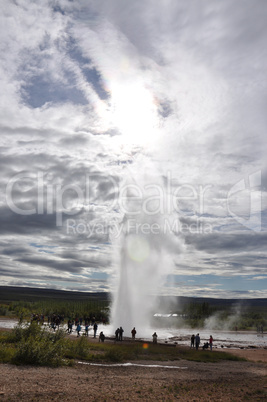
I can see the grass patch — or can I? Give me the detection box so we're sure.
[0,325,246,366]
[69,342,246,364]
[175,347,246,363]
[0,343,15,363]
[64,336,92,360]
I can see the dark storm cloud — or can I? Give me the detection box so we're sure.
[58,249,110,269]
[0,207,60,235]
[14,256,84,273]
[0,268,33,279]
[185,232,267,254]
[2,247,30,256]
[59,133,89,147]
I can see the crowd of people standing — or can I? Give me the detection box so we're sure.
[30,313,215,349]
[190,333,213,350]
[67,318,99,338]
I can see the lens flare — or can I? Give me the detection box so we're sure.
[126,235,150,262]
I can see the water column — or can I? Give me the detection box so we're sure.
[110,175,179,337]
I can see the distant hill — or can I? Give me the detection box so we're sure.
[0,286,110,303]
[156,295,267,313]
[0,286,266,309]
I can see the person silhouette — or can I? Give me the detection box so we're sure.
[119,326,124,341]
[195,333,200,350]
[131,327,137,339]
[93,322,98,338]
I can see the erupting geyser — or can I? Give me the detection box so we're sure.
[110,174,182,337]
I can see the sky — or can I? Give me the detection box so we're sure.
[0,0,267,299]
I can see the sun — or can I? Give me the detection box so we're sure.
[110,82,159,146]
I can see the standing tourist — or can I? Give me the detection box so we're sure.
[119,326,124,341]
[76,323,81,337]
[209,335,213,351]
[131,327,137,339]
[190,334,195,348]
[93,322,98,338]
[115,328,119,341]
[152,332,158,344]
[195,333,200,350]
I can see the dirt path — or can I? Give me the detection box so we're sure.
[0,354,266,401]
[221,348,267,363]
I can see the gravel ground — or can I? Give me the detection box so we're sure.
[0,349,266,401]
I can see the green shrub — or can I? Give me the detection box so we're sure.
[8,322,42,343]
[0,343,15,363]
[12,336,65,367]
[10,322,67,367]
[104,348,124,362]
[65,336,91,360]
[0,305,8,316]
[0,331,11,343]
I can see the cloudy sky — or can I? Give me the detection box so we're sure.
[1,0,266,299]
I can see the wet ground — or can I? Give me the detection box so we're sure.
[0,318,266,349]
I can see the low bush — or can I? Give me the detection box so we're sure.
[104,348,125,362]
[13,336,66,367]
[0,305,8,316]
[64,336,91,360]
[9,322,67,367]
[7,321,42,343]
[0,343,15,363]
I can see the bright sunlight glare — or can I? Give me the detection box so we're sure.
[110,82,159,146]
